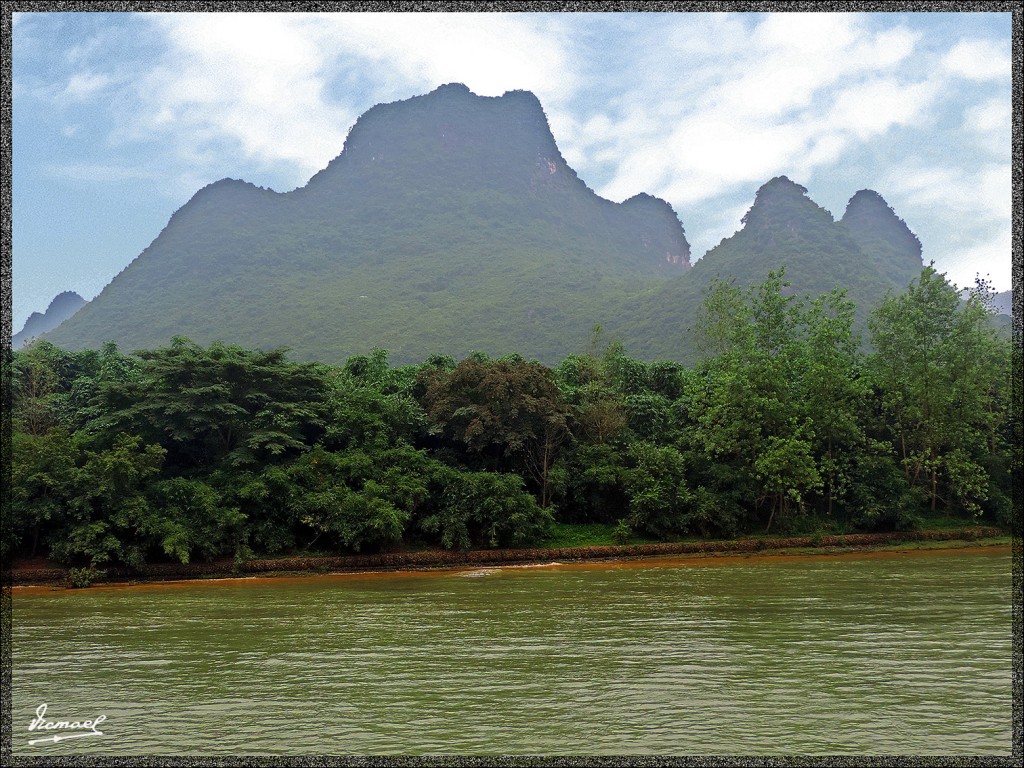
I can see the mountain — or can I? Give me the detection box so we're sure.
[42,86,922,365]
[991,290,1012,317]
[840,188,922,291]
[610,177,925,361]
[690,177,920,301]
[13,291,87,349]
[958,288,1013,328]
[43,84,689,364]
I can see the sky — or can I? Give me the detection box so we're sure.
[9,9,1015,333]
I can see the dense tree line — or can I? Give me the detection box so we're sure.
[5,266,1014,575]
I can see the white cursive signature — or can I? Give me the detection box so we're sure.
[27,703,106,745]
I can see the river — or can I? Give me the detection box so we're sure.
[10,546,1013,755]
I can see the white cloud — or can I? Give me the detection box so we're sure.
[313,13,577,104]
[866,27,922,67]
[942,39,1011,81]
[579,14,933,211]
[962,96,1011,156]
[713,15,919,121]
[879,159,1011,289]
[825,78,937,140]
[887,163,1010,223]
[662,12,751,59]
[63,71,112,101]
[965,97,1010,133]
[938,228,1012,291]
[134,13,353,187]
[112,12,580,190]
[670,119,806,195]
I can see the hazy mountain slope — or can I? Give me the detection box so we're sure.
[610,177,924,362]
[991,289,1013,317]
[13,291,87,349]
[44,88,924,365]
[44,84,690,364]
[840,188,923,291]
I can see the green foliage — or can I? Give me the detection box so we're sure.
[7,266,1011,572]
[868,265,1011,520]
[149,478,245,564]
[421,469,553,550]
[67,566,105,589]
[325,360,425,450]
[689,270,823,531]
[11,341,140,437]
[612,519,633,545]
[540,522,634,548]
[95,338,331,470]
[8,429,79,560]
[418,355,569,506]
[550,443,630,524]
[623,442,693,539]
[287,445,431,552]
[18,432,169,569]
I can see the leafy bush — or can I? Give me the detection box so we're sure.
[421,470,553,550]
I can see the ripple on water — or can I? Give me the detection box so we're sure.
[11,548,1012,756]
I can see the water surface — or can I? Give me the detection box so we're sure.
[11,547,1013,755]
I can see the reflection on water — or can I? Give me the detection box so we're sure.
[11,547,1012,755]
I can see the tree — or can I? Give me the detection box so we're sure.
[623,442,692,539]
[9,429,79,559]
[418,356,569,507]
[286,445,431,552]
[691,271,821,531]
[41,433,167,569]
[420,469,553,550]
[868,265,1011,518]
[796,288,869,518]
[95,337,331,470]
[149,478,246,564]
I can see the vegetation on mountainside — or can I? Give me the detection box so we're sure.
[13,291,87,349]
[40,87,920,366]
[617,177,928,362]
[8,267,1014,577]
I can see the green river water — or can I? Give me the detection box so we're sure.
[10,547,1013,756]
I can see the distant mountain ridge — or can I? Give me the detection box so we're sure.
[992,290,1013,316]
[958,287,1013,317]
[13,291,87,349]
[700,177,922,294]
[42,84,923,364]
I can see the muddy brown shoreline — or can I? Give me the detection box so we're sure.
[7,526,1007,587]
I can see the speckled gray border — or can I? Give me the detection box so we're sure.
[0,1,1020,765]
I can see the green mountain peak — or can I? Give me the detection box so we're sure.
[34,87,924,366]
[42,85,693,363]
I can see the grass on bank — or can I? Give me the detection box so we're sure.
[775,535,1012,556]
[539,522,659,548]
[537,516,1009,551]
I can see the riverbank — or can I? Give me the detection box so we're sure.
[7,526,1009,587]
